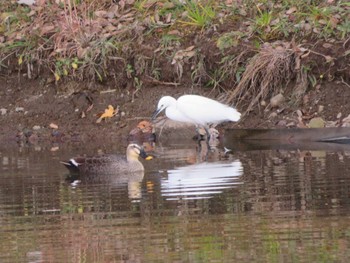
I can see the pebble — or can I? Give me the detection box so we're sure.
[277,120,287,127]
[308,117,325,128]
[32,125,41,130]
[49,123,59,129]
[0,108,7,115]
[296,109,303,117]
[270,94,284,108]
[15,107,25,112]
[286,122,296,127]
[318,105,324,113]
[269,112,278,118]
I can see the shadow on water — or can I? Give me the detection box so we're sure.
[2,131,350,262]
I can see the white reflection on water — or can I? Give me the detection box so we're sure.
[161,160,243,200]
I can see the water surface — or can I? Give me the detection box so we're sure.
[1,140,350,262]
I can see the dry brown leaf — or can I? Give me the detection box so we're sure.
[96,105,118,123]
[286,7,297,15]
[172,46,196,64]
[167,30,181,36]
[40,25,55,36]
[329,16,339,28]
[325,55,334,63]
[94,11,108,18]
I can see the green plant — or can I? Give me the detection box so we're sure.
[180,1,216,29]
[249,5,277,40]
[160,34,181,49]
[126,64,134,79]
[216,31,244,51]
[255,10,272,29]
[337,20,350,40]
[134,0,149,13]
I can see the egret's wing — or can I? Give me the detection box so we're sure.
[177,95,240,124]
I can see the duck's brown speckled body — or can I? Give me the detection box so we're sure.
[61,144,150,175]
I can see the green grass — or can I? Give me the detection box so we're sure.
[0,0,349,88]
[180,0,216,29]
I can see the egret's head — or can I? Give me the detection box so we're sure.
[152,96,176,120]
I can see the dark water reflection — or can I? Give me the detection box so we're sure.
[1,141,350,262]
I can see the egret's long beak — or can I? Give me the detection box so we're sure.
[139,148,153,160]
[151,108,161,120]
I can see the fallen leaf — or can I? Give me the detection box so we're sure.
[94,10,108,18]
[54,72,60,82]
[286,7,297,15]
[167,30,181,36]
[172,46,196,64]
[18,55,23,65]
[40,25,55,36]
[323,43,333,49]
[96,105,118,123]
[325,55,334,63]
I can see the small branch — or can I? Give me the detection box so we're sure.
[341,77,350,88]
[145,76,180,86]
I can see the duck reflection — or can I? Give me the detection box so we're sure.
[161,160,243,200]
[66,171,144,200]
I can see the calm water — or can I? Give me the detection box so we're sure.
[1,139,350,263]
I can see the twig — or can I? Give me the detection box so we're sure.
[100,89,116,94]
[308,49,331,60]
[145,76,180,86]
[124,117,153,121]
[341,77,350,88]
[343,37,350,49]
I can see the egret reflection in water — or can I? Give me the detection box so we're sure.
[161,160,243,200]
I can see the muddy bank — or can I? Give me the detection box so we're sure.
[1,72,350,149]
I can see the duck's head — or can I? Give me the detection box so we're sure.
[152,96,176,120]
[126,144,152,161]
[137,121,154,134]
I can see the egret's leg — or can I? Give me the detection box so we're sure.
[197,140,209,161]
[204,126,212,149]
[194,126,206,141]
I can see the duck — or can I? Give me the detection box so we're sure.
[127,120,156,143]
[152,95,241,141]
[61,143,152,175]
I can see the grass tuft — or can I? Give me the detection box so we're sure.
[227,41,298,114]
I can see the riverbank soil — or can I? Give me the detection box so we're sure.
[0,1,349,147]
[0,72,349,147]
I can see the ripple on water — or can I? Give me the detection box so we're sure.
[1,143,350,262]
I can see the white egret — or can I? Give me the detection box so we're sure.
[152,95,241,140]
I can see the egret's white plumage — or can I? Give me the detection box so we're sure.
[152,95,241,138]
[161,160,243,200]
